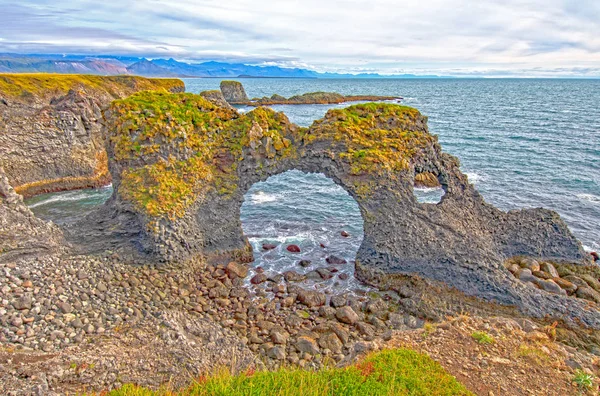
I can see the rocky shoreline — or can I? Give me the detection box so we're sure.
[1,75,600,394]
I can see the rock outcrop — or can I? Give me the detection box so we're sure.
[99,91,597,327]
[0,74,184,196]
[217,81,401,106]
[200,89,234,110]
[0,167,66,261]
[219,80,249,104]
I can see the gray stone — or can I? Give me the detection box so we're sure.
[13,294,32,310]
[318,332,343,354]
[297,289,326,308]
[219,81,249,104]
[295,336,319,355]
[267,346,286,360]
[335,306,359,325]
[540,262,559,278]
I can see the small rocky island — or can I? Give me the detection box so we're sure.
[217,80,401,105]
[1,74,600,394]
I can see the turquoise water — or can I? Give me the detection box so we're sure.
[27,79,600,264]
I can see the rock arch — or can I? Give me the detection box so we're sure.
[101,91,596,324]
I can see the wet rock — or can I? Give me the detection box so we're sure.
[286,245,301,253]
[319,243,326,248]
[540,262,559,278]
[226,262,248,279]
[298,259,312,268]
[250,274,268,284]
[326,255,347,265]
[295,336,319,355]
[338,273,349,281]
[318,332,343,354]
[305,271,322,280]
[591,252,599,262]
[341,231,350,237]
[262,243,277,251]
[283,271,306,282]
[316,268,334,280]
[335,306,359,325]
[297,289,326,308]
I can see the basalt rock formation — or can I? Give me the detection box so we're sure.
[219,80,249,104]
[0,74,184,197]
[101,91,598,327]
[0,167,66,261]
[217,80,401,106]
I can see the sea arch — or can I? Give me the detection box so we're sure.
[101,91,589,319]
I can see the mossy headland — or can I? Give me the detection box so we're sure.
[0,73,184,197]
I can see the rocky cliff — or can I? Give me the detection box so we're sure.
[97,91,599,327]
[0,167,66,261]
[0,74,184,196]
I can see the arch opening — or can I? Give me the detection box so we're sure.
[413,171,446,204]
[240,170,367,294]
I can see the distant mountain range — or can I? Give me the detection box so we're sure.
[0,53,445,79]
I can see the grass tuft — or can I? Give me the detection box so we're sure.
[471,331,495,345]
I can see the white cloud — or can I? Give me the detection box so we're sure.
[1,0,599,76]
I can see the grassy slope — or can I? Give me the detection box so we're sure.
[108,349,472,395]
[0,73,184,99]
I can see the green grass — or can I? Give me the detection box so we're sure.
[471,331,494,345]
[108,349,471,395]
[572,369,595,391]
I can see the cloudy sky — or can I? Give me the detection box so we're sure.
[1,0,599,76]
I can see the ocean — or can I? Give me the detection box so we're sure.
[26,78,600,284]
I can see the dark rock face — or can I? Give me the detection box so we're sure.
[219,80,248,104]
[99,92,598,327]
[200,90,234,110]
[0,167,66,260]
[0,74,184,197]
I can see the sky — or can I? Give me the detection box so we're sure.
[1,0,599,77]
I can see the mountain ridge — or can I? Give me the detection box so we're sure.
[0,53,446,79]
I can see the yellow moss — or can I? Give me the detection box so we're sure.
[0,73,183,100]
[109,92,298,219]
[307,103,433,177]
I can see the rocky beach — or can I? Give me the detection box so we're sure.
[1,75,600,395]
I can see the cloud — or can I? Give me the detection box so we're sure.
[0,0,599,76]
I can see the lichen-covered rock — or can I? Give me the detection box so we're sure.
[0,74,184,196]
[98,92,598,327]
[219,80,248,103]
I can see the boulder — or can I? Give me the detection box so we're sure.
[520,258,541,272]
[535,279,566,295]
[341,231,350,237]
[295,336,319,355]
[286,245,301,253]
[318,332,343,354]
[576,287,600,304]
[262,243,277,251]
[591,252,599,262]
[283,271,306,282]
[219,80,249,103]
[226,262,248,278]
[250,273,267,285]
[517,268,537,283]
[540,262,559,278]
[532,271,552,280]
[297,289,326,307]
[330,295,347,308]
[335,306,359,325]
[553,278,578,294]
[316,268,334,280]
[298,259,312,267]
[326,255,347,265]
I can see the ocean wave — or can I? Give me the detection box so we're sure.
[465,172,485,184]
[249,191,280,204]
[28,192,97,208]
[577,193,600,204]
[414,186,444,193]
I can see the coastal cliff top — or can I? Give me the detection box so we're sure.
[106,91,428,219]
[0,73,184,102]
